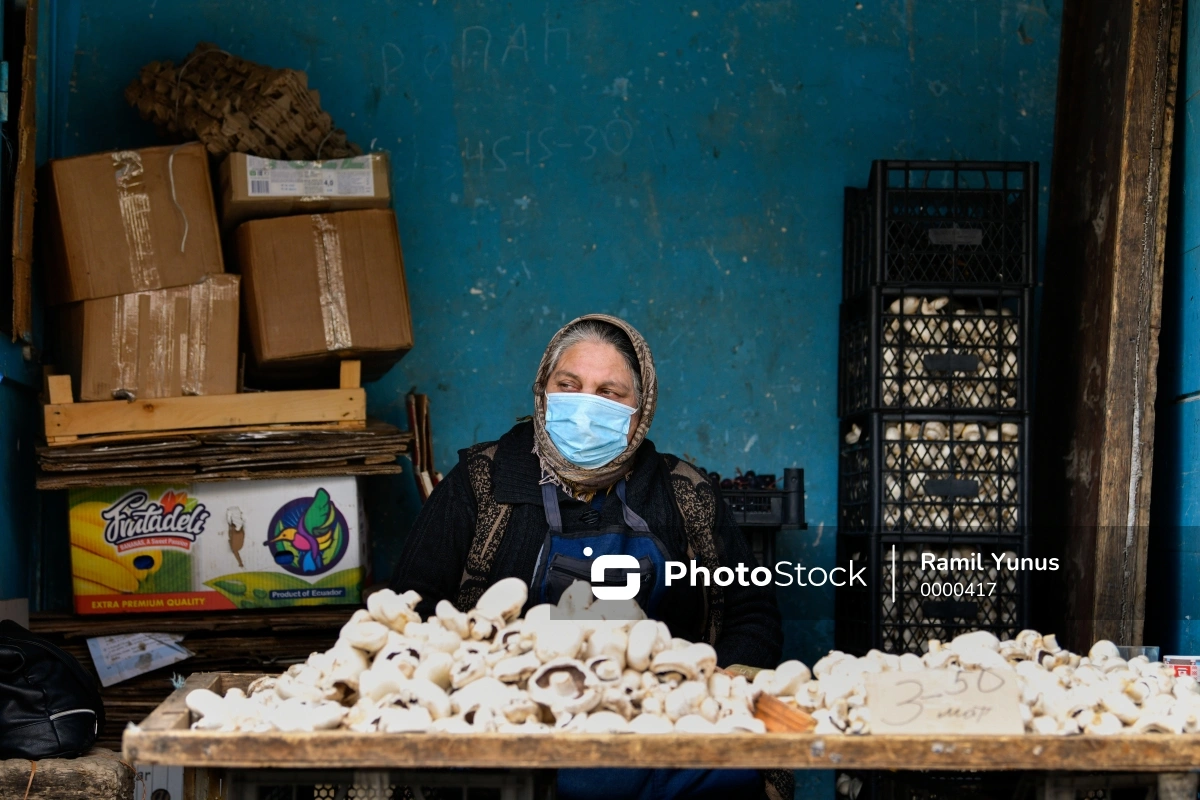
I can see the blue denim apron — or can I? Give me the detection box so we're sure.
[538,483,762,800]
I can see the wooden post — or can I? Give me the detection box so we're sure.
[1033,0,1183,649]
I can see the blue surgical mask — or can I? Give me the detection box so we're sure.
[545,392,638,468]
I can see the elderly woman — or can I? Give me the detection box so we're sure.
[392,314,786,800]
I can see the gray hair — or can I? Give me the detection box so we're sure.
[545,320,642,406]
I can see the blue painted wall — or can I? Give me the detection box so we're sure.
[1149,1,1197,656]
[38,3,1060,788]
[0,339,37,604]
[38,1,1061,793]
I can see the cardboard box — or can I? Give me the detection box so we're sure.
[219,152,391,233]
[69,477,364,615]
[53,275,240,401]
[41,142,225,305]
[236,209,413,377]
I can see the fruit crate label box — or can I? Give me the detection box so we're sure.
[69,477,363,615]
[86,632,192,687]
[1165,656,1200,678]
[245,155,375,197]
[866,668,1023,734]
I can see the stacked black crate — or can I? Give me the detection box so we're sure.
[836,161,1036,657]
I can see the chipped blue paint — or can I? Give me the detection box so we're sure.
[40,6,1060,784]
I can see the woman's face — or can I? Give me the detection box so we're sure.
[549,341,641,442]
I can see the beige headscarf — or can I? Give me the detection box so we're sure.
[532,314,658,496]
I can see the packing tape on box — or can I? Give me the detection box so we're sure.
[113,294,142,399]
[110,281,235,400]
[311,214,354,351]
[183,277,238,396]
[111,151,162,291]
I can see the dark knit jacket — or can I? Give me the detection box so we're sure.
[391,422,783,669]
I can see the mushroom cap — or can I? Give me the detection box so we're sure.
[413,650,454,690]
[340,617,390,654]
[626,619,659,671]
[532,619,586,662]
[715,715,766,734]
[628,713,675,734]
[475,577,529,624]
[1089,640,1122,662]
[582,710,633,734]
[674,714,717,733]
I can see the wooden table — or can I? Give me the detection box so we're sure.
[123,673,1200,800]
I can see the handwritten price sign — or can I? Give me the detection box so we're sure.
[865,668,1024,735]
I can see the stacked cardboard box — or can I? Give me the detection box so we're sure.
[42,144,412,618]
[220,152,412,379]
[42,142,238,400]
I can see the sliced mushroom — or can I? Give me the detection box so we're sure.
[379,705,433,733]
[528,658,601,719]
[493,651,543,684]
[651,643,718,682]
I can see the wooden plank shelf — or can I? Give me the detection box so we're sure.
[44,362,367,446]
[124,673,1200,772]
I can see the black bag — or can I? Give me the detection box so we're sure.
[0,620,104,759]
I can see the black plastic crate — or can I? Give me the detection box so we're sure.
[841,770,1031,800]
[838,287,1030,416]
[843,161,1037,300]
[839,413,1028,534]
[835,532,1030,656]
[714,468,807,528]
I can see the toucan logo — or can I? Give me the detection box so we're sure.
[589,553,641,600]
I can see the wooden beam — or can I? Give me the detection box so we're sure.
[124,726,1200,772]
[1033,0,1182,649]
[43,387,366,440]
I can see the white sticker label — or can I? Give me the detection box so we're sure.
[865,668,1024,735]
[245,156,375,198]
[86,632,193,688]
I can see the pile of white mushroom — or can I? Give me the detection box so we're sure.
[183,578,767,735]
[182,579,1198,738]
[766,630,1200,737]
[879,295,1020,410]
[844,419,1020,531]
